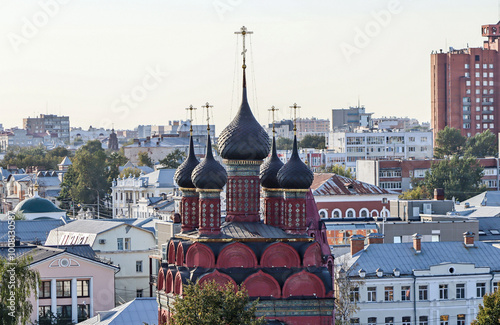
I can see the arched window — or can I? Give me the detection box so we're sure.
[319,209,328,219]
[359,208,369,218]
[346,208,355,218]
[370,210,379,218]
[332,209,342,219]
[380,207,390,219]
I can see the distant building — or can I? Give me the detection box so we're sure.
[339,233,500,325]
[23,114,70,142]
[331,106,373,131]
[372,116,429,131]
[431,21,500,142]
[109,129,119,150]
[0,128,45,151]
[45,219,156,304]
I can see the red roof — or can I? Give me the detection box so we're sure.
[312,173,394,195]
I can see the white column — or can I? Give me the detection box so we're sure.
[71,278,77,324]
[51,279,57,315]
[89,277,94,317]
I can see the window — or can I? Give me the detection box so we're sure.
[475,72,480,77]
[490,80,494,86]
[333,210,341,218]
[494,282,499,292]
[491,123,495,129]
[38,306,52,323]
[490,64,494,68]
[401,286,411,301]
[78,304,90,322]
[439,284,448,299]
[360,209,368,218]
[463,114,470,120]
[367,287,377,302]
[489,72,494,78]
[385,317,394,325]
[350,318,360,324]
[475,55,480,62]
[40,281,51,298]
[117,238,124,250]
[346,209,355,218]
[56,305,72,323]
[484,80,488,86]
[456,283,465,298]
[385,286,394,301]
[136,289,143,297]
[476,106,481,111]
[419,285,428,300]
[484,72,488,78]
[402,316,411,325]
[466,80,471,86]
[56,280,71,298]
[476,124,481,129]
[483,123,489,129]
[419,316,428,325]
[440,315,449,325]
[476,81,480,86]
[125,238,131,250]
[465,63,469,69]
[457,314,465,325]
[77,280,89,297]
[484,63,488,69]
[477,282,486,297]
[136,260,143,273]
[463,123,470,129]
[368,317,377,325]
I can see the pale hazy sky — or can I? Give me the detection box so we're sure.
[0,0,498,135]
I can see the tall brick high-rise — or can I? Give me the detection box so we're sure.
[431,21,500,143]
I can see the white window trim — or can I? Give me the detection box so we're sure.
[332,208,342,219]
[359,208,370,218]
[318,208,328,219]
[346,208,356,218]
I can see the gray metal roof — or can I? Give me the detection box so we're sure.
[345,241,500,276]
[312,173,395,196]
[51,219,123,234]
[0,219,66,244]
[77,297,157,325]
[142,168,176,188]
[462,191,500,207]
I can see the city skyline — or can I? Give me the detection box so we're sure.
[0,0,498,135]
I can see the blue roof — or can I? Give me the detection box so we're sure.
[77,297,157,325]
[0,219,66,244]
[346,241,500,276]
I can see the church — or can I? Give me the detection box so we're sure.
[156,27,335,325]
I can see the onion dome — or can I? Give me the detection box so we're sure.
[217,72,270,160]
[277,135,314,189]
[192,134,227,190]
[174,136,199,188]
[259,136,284,188]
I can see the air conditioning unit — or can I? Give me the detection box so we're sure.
[99,239,106,244]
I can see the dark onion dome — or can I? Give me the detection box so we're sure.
[192,134,227,190]
[259,136,284,188]
[217,72,270,160]
[174,136,199,188]
[277,135,314,189]
[14,196,65,214]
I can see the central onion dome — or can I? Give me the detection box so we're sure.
[259,136,284,188]
[277,135,314,189]
[218,72,270,160]
[192,134,227,190]
[174,135,199,189]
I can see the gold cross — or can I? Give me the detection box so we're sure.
[185,105,197,134]
[289,103,301,133]
[268,106,279,134]
[234,26,253,69]
[202,102,213,131]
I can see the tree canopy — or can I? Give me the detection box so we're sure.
[0,145,70,170]
[318,164,353,179]
[434,126,466,158]
[171,280,266,325]
[471,288,500,325]
[423,155,486,202]
[0,256,40,325]
[159,149,186,169]
[119,167,142,178]
[138,151,153,168]
[299,134,326,149]
[58,140,112,216]
[276,137,293,150]
[465,129,498,158]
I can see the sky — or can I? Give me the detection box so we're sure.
[0,0,499,135]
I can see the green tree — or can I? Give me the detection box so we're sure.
[471,288,500,325]
[0,256,40,325]
[399,185,430,200]
[138,151,153,168]
[434,126,466,158]
[276,137,293,150]
[465,129,498,158]
[159,149,186,169]
[423,155,486,202]
[171,280,266,325]
[0,145,70,171]
[58,140,110,215]
[318,164,353,178]
[299,135,326,149]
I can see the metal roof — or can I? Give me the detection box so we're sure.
[49,219,123,234]
[0,219,66,244]
[77,297,157,325]
[312,173,394,196]
[344,241,500,276]
[462,191,500,207]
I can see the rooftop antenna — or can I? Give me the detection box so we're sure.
[185,105,197,136]
[289,103,301,135]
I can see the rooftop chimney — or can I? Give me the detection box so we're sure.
[367,233,384,245]
[464,231,475,247]
[434,188,445,200]
[413,233,422,253]
[350,234,365,256]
